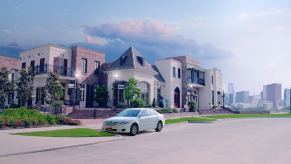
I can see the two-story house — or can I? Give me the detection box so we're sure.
[20,44,105,108]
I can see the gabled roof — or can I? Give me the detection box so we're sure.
[109,46,165,82]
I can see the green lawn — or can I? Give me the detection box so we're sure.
[165,113,291,125]
[165,117,216,124]
[13,128,114,137]
[203,113,291,119]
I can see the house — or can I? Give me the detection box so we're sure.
[0,55,20,107]
[105,47,223,111]
[105,47,165,107]
[19,44,105,108]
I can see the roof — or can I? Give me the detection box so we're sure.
[109,46,165,82]
[110,46,152,71]
[0,55,20,70]
[151,65,165,82]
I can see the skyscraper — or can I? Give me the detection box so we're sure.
[236,91,250,103]
[228,83,235,104]
[284,88,290,107]
[262,83,282,108]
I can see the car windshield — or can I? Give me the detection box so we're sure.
[117,109,141,117]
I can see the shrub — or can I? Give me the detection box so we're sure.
[131,98,144,108]
[0,108,80,129]
[156,108,178,114]
[188,101,197,112]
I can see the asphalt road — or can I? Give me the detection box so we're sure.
[2,118,291,164]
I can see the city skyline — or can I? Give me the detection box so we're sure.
[1,0,291,94]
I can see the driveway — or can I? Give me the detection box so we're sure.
[1,118,291,164]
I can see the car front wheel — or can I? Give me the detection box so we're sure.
[130,123,139,136]
[155,121,163,132]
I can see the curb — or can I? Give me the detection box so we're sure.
[0,136,124,158]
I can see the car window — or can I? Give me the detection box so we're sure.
[117,109,141,117]
[139,109,149,117]
[148,109,158,116]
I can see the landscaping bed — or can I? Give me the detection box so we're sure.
[13,128,114,137]
[0,108,80,129]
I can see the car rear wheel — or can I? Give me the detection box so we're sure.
[130,123,139,136]
[155,121,163,132]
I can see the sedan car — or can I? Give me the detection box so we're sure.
[102,108,165,136]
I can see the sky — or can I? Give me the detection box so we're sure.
[1,0,291,95]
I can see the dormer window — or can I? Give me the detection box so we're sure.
[137,56,144,66]
[120,55,127,66]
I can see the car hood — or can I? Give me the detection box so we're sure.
[105,116,137,122]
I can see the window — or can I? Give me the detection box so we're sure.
[120,56,127,65]
[30,60,35,72]
[81,89,85,101]
[139,110,149,117]
[172,66,176,78]
[94,61,100,74]
[178,68,181,79]
[137,56,144,66]
[21,62,26,69]
[211,76,214,84]
[82,58,88,73]
[39,58,45,73]
[118,88,124,102]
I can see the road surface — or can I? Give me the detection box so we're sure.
[1,118,291,164]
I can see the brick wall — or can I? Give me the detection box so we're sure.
[71,46,105,85]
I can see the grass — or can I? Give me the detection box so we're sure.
[165,117,216,124]
[204,113,291,119]
[13,128,114,137]
[165,113,291,125]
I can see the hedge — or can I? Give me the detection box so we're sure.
[0,108,80,129]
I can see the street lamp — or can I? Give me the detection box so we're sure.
[73,72,81,111]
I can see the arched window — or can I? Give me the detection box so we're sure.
[174,87,180,108]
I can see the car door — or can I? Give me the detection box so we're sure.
[138,109,151,131]
[147,109,159,129]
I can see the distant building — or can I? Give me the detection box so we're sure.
[262,83,282,108]
[227,83,235,104]
[284,88,290,107]
[236,91,250,103]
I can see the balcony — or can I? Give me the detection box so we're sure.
[33,64,74,77]
[187,78,205,86]
[187,68,205,86]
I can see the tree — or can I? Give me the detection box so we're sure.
[95,85,108,107]
[0,69,13,109]
[45,72,64,112]
[16,69,34,107]
[124,78,142,107]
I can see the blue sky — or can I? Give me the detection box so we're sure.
[1,0,291,94]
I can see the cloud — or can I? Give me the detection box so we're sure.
[82,19,232,60]
[84,35,107,46]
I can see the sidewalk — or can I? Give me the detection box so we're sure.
[0,125,122,157]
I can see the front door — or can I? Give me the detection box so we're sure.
[174,87,180,108]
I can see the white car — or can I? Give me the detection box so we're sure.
[102,108,165,136]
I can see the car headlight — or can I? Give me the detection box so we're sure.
[118,121,130,125]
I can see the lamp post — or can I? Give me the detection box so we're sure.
[113,73,119,107]
[73,72,80,111]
